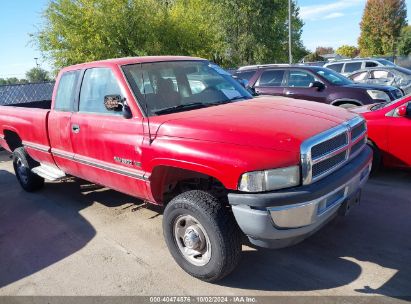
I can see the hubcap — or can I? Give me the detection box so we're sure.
[16,158,28,184]
[174,215,211,266]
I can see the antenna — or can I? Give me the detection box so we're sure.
[141,63,153,144]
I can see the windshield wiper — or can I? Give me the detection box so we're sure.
[154,102,208,115]
[208,96,249,106]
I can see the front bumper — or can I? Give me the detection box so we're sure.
[228,146,373,249]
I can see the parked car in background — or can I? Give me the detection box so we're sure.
[348,66,411,95]
[324,58,396,76]
[351,96,411,171]
[236,65,403,108]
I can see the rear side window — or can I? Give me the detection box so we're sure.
[235,70,256,82]
[344,62,362,73]
[327,63,343,73]
[55,71,79,111]
[350,71,368,81]
[258,70,285,87]
[365,61,378,67]
[79,68,123,115]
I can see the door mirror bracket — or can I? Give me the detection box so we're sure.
[104,95,132,119]
[309,81,325,91]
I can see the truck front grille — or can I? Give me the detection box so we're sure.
[301,116,367,185]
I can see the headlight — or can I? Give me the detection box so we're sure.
[239,166,300,192]
[367,90,391,102]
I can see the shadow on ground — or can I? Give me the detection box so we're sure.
[0,149,410,298]
[219,169,411,298]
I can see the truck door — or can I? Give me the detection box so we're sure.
[48,70,81,175]
[70,67,147,199]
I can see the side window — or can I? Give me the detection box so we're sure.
[344,62,362,73]
[79,68,122,115]
[327,63,343,73]
[258,70,285,87]
[351,71,368,81]
[235,70,256,82]
[365,61,378,67]
[55,71,79,111]
[371,70,394,79]
[287,70,316,87]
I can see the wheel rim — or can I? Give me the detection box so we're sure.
[173,214,211,266]
[16,158,28,184]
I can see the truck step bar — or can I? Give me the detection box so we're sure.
[32,164,66,181]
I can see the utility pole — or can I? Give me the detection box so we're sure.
[288,0,292,64]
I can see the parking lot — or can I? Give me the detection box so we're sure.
[0,149,410,299]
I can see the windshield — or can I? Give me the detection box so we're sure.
[315,68,353,85]
[122,61,252,116]
[376,59,396,67]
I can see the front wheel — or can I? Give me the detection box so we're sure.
[12,147,44,192]
[163,190,242,282]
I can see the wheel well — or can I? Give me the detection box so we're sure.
[150,166,228,205]
[3,130,22,151]
[332,100,362,107]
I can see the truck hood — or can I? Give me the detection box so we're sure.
[149,97,357,152]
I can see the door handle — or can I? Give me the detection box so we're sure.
[285,91,294,96]
[72,124,80,133]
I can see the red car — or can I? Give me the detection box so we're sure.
[0,56,372,282]
[352,96,411,170]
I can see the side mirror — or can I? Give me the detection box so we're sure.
[309,81,325,91]
[104,95,132,119]
[396,103,411,118]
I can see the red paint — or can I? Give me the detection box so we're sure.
[0,56,359,204]
[351,96,411,169]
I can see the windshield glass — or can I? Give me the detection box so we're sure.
[376,59,396,67]
[315,68,353,85]
[122,61,252,116]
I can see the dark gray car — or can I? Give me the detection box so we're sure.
[348,66,411,95]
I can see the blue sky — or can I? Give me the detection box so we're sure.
[1,0,411,79]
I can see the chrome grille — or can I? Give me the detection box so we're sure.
[351,121,366,141]
[312,151,347,177]
[301,116,367,185]
[311,133,348,159]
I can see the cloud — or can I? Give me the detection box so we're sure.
[300,0,365,21]
[323,12,344,19]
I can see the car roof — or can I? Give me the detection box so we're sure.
[325,58,387,65]
[61,56,205,72]
[237,64,325,71]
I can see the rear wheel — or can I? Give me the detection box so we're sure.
[12,147,44,192]
[337,102,359,109]
[163,190,242,282]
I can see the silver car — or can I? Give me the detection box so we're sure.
[348,66,411,95]
[324,58,396,76]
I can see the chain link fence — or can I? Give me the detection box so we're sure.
[0,81,55,106]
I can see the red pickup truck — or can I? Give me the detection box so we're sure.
[0,56,372,282]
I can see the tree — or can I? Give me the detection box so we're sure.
[359,0,407,57]
[315,46,334,55]
[0,78,28,85]
[303,52,324,62]
[398,25,411,55]
[35,0,307,69]
[25,67,50,82]
[336,45,359,58]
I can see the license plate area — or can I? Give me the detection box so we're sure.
[338,189,361,216]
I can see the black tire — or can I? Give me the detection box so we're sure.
[367,141,381,175]
[163,190,242,282]
[12,147,44,192]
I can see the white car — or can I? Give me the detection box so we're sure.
[324,58,396,76]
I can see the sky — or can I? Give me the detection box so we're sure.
[1,0,411,79]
